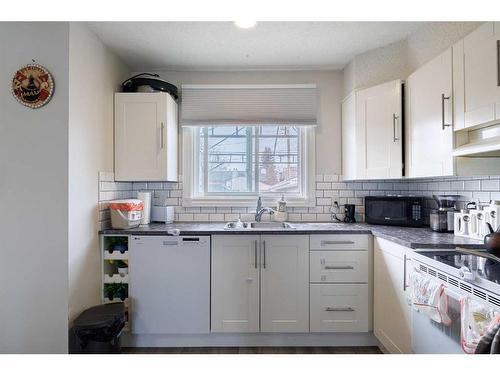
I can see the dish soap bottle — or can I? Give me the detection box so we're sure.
[275,195,288,222]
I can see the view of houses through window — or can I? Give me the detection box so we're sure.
[197,125,301,195]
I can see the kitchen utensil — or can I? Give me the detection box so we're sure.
[121,73,179,99]
[484,222,500,256]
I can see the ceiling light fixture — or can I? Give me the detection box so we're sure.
[234,20,257,29]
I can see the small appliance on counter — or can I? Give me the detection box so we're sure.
[343,204,356,223]
[455,200,500,242]
[109,199,144,229]
[151,206,174,223]
[429,195,460,232]
[365,195,424,227]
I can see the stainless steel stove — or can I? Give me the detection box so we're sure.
[413,248,500,296]
[410,248,500,353]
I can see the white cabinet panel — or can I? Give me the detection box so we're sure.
[373,237,412,354]
[342,80,403,180]
[260,235,309,332]
[342,94,357,180]
[310,251,368,283]
[407,48,454,178]
[310,234,369,251]
[462,22,500,128]
[357,80,403,179]
[211,235,260,333]
[310,284,369,332]
[115,92,178,181]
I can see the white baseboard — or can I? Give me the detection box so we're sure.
[122,332,378,348]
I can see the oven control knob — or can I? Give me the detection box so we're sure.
[459,266,475,281]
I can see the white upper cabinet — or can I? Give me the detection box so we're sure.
[406,48,454,178]
[357,80,403,179]
[342,79,403,180]
[115,92,178,181]
[341,93,357,180]
[458,22,500,129]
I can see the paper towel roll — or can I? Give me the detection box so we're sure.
[137,191,152,225]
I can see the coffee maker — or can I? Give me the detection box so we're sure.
[430,195,459,232]
[344,204,356,223]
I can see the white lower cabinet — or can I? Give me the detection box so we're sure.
[309,235,371,333]
[373,237,412,354]
[211,235,260,333]
[260,235,309,332]
[310,284,369,332]
[211,235,309,333]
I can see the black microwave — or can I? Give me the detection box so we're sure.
[365,196,424,227]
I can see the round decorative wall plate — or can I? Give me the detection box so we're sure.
[11,64,54,108]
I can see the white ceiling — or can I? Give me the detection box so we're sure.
[87,22,424,71]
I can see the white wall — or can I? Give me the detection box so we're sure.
[68,23,130,321]
[143,70,344,175]
[343,22,482,95]
[0,22,70,353]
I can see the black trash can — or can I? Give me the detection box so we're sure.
[70,302,126,354]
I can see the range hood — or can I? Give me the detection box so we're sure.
[453,123,500,157]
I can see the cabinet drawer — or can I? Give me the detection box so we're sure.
[310,251,368,283]
[310,284,369,332]
[310,234,369,251]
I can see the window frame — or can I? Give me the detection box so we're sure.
[183,125,316,207]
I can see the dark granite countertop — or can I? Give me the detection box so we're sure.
[100,222,484,249]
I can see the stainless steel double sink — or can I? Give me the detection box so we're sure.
[223,221,295,230]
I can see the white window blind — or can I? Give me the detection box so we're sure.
[180,84,318,127]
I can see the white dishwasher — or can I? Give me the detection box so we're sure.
[129,235,210,334]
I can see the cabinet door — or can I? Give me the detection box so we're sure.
[342,93,357,180]
[373,237,412,354]
[310,284,369,332]
[211,235,260,333]
[357,80,403,179]
[115,93,177,181]
[462,22,500,128]
[260,235,309,332]
[407,48,454,178]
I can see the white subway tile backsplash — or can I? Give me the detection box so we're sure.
[316,182,331,190]
[324,174,339,182]
[482,179,500,191]
[193,213,210,221]
[98,172,499,227]
[465,180,481,191]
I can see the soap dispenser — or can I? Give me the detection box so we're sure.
[274,195,288,222]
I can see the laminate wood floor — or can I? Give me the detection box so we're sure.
[122,346,382,354]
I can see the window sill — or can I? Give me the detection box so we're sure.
[182,195,316,208]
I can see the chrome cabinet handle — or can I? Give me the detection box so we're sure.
[403,253,408,292]
[321,240,355,246]
[326,307,355,312]
[262,240,266,269]
[497,40,500,87]
[254,240,258,269]
[392,113,399,142]
[160,122,165,148]
[441,94,452,129]
[324,265,354,270]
